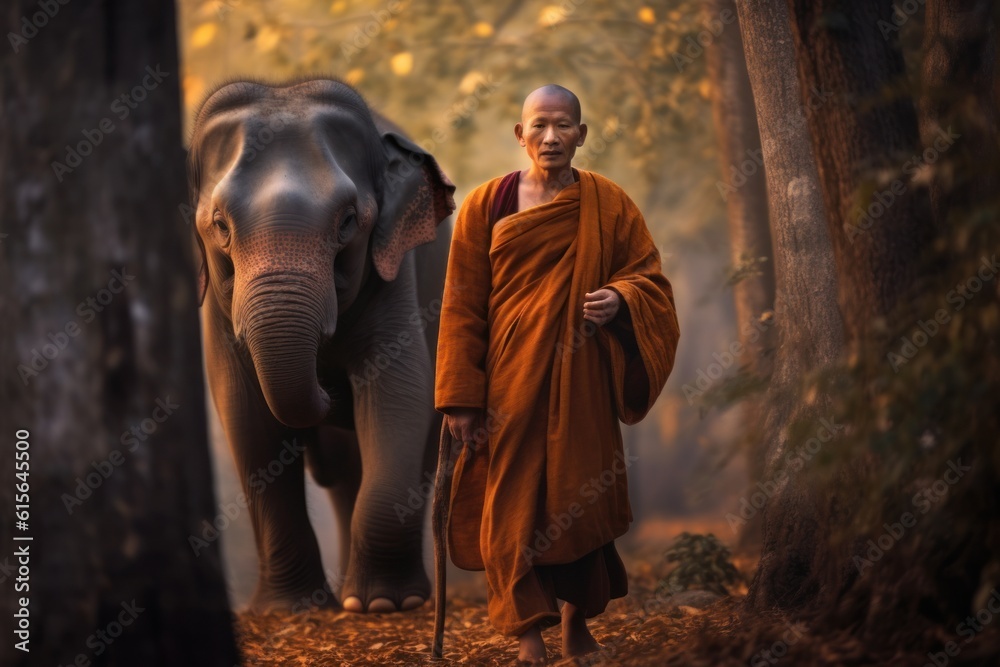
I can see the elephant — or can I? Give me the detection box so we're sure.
[187,78,456,614]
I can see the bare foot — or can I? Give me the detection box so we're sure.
[561,602,601,658]
[518,625,547,665]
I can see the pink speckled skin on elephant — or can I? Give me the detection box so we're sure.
[187,78,455,614]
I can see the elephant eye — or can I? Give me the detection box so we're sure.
[338,211,357,243]
[212,210,232,244]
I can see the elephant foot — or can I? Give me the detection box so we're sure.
[343,594,426,613]
[340,562,430,613]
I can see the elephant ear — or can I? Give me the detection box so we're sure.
[195,230,208,306]
[373,130,456,281]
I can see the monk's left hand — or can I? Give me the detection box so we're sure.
[583,288,620,326]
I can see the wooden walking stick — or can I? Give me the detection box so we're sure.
[432,421,456,659]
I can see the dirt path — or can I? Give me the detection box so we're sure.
[236,571,714,666]
[235,535,754,667]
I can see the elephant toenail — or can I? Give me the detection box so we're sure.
[367,597,396,613]
[401,595,425,610]
[343,596,364,612]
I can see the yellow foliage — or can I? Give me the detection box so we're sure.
[256,25,282,53]
[345,68,365,85]
[603,115,620,136]
[190,23,218,49]
[638,7,656,24]
[472,21,494,38]
[538,5,567,27]
[390,52,413,76]
[183,75,206,108]
[329,0,347,14]
[458,70,485,94]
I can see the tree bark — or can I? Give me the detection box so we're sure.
[736,0,846,612]
[787,0,938,343]
[0,2,239,665]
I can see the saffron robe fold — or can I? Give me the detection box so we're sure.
[434,169,680,636]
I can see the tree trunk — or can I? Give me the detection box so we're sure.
[707,0,775,378]
[705,0,776,551]
[0,2,239,665]
[787,0,939,343]
[735,0,846,612]
[918,0,999,227]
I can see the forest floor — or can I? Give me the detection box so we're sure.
[234,518,934,666]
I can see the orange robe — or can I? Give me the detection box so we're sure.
[434,168,680,636]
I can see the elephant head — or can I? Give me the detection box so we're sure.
[188,79,455,428]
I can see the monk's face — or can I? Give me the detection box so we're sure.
[515,92,587,171]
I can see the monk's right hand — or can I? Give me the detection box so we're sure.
[444,408,485,447]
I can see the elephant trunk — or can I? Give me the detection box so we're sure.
[237,277,332,429]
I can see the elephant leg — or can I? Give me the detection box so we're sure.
[206,330,332,612]
[340,328,435,613]
[306,424,362,591]
[226,420,333,612]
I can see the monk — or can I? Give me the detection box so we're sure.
[434,84,680,665]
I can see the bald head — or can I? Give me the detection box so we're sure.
[521,84,581,124]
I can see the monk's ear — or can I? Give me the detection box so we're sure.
[577,123,588,146]
[514,122,525,146]
[373,130,456,282]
